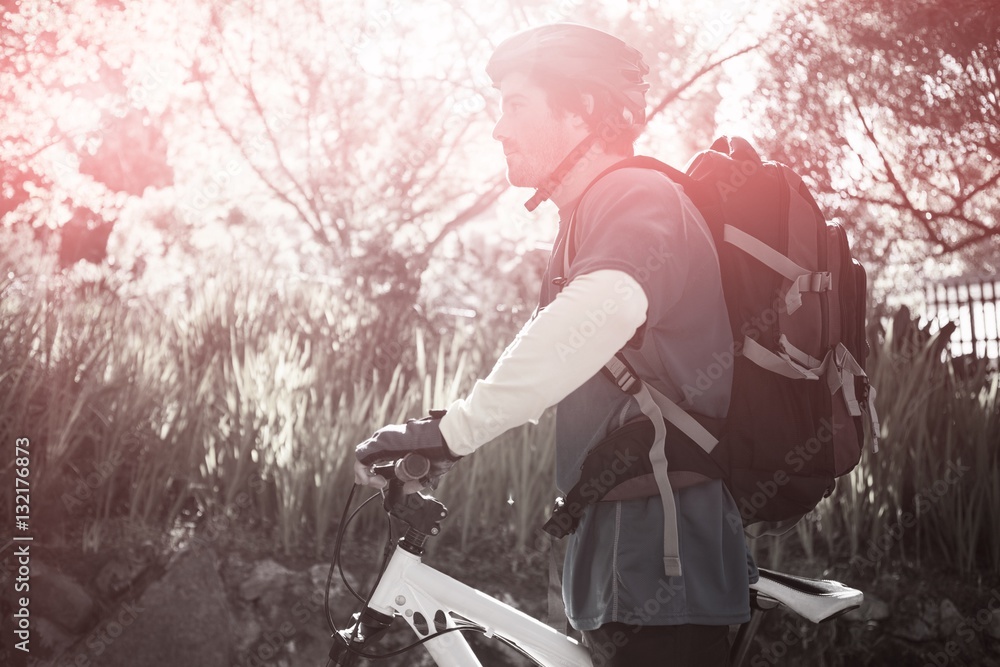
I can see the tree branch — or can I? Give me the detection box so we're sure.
[646,41,762,123]
[849,95,944,245]
[419,176,509,262]
[219,21,343,249]
[194,72,333,251]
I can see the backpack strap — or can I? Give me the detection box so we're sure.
[603,356,718,453]
[560,156,692,280]
[541,417,720,541]
[561,156,717,578]
[722,225,833,315]
[605,353,720,577]
[741,337,881,453]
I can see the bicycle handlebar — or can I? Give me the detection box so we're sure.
[395,453,430,483]
[370,453,431,486]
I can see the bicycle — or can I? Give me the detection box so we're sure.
[325,455,863,666]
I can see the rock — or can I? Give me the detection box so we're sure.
[233,560,337,667]
[32,560,96,633]
[34,616,76,659]
[940,599,963,637]
[895,617,935,643]
[57,547,235,667]
[231,603,264,653]
[921,600,942,639]
[240,558,294,601]
[845,593,890,623]
[95,546,153,598]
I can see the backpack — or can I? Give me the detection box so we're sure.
[543,136,880,576]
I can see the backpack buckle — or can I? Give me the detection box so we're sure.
[602,355,641,394]
[810,272,832,292]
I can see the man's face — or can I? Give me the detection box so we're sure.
[492,72,587,188]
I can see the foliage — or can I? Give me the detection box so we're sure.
[3,219,996,575]
[767,309,1000,576]
[0,228,539,556]
[753,0,1000,289]
[3,0,997,596]
[0,0,175,256]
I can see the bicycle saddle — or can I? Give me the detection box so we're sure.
[751,568,863,623]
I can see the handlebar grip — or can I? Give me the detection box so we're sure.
[395,454,430,483]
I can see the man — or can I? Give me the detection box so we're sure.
[355,23,751,666]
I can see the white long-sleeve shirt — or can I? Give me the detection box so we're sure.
[439,269,647,455]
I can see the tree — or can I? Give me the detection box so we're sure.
[181,0,765,325]
[754,0,1000,282]
[2,0,767,318]
[0,0,174,268]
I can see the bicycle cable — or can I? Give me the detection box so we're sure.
[326,481,413,658]
[325,483,381,633]
[343,502,394,651]
[326,482,502,661]
[344,624,496,660]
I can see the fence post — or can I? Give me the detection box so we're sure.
[925,275,1000,363]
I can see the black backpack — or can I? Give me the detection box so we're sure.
[544,137,880,573]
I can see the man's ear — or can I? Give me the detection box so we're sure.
[566,93,595,131]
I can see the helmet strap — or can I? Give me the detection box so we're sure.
[524,131,599,212]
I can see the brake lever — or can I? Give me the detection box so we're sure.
[371,454,433,511]
[370,456,448,548]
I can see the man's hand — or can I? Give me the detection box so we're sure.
[354,410,462,493]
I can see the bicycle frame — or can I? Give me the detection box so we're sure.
[330,465,863,666]
[366,545,590,666]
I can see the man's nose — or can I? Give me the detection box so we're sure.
[492,115,508,142]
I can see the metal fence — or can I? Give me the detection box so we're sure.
[925,276,1000,361]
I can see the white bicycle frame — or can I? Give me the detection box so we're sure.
[337,461,863,666]
[366,545,591,666]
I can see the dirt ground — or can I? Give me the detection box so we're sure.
[20,515,1000,667]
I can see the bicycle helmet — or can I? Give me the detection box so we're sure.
[487,24,650,210]
[487,23,649,125]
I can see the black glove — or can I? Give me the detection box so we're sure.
[354,410,461,492]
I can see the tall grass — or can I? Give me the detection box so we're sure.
[0,243,550,555]
[2,239,996,575]
[771,314,1000,575]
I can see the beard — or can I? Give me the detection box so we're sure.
[503,130,578,189]
[504,152,545,188]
